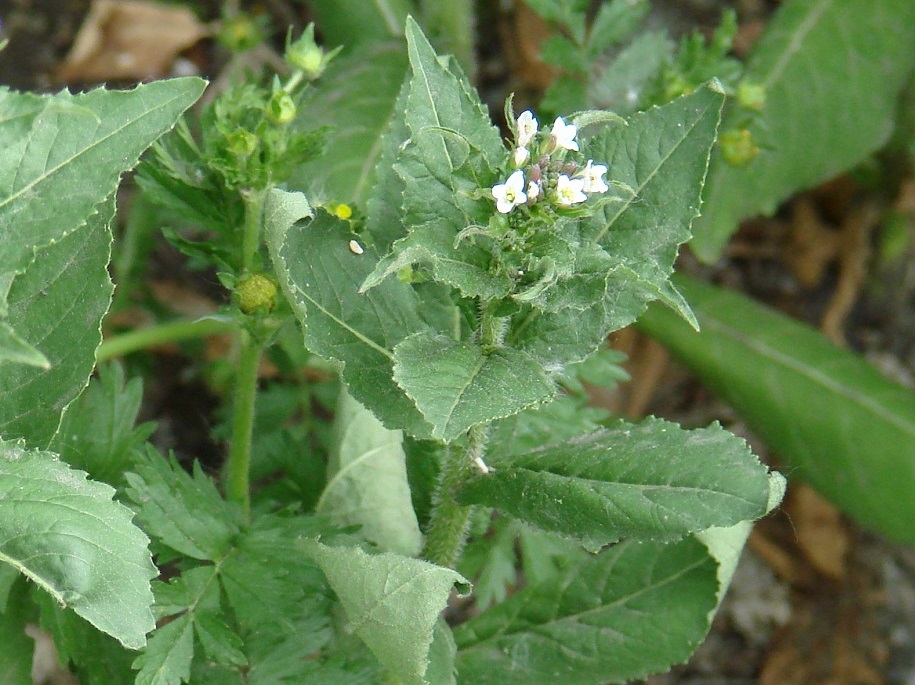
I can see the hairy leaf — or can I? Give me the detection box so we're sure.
[638,275,915,544]
[454,538,718,685]
[0,78,204,316]
[0,439,156,649]
[305,540,468,685]
[692,0,915,260]
[319,388,422,555]
[266,193,433,437]
[0,197,115,447]
[393,332,555,442]
[132,614,194,685]
[459,418,778,548]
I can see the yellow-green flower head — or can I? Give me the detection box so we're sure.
[235,273,278,314]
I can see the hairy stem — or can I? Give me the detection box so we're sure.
[422,424,489,568]
[226,329,263,520]
[241,188,267,272]
[97,318,235,361]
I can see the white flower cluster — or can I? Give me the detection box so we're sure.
[491,111,609,214]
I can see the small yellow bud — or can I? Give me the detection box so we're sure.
[235,273,278,314]
[334,203,353,220]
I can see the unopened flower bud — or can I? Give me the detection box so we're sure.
[235,273,278,314]
[285,23,339,81]
[266,90,297,124]
[720,128,759,167]
[226,129,257,157]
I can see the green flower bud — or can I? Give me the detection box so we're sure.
[218,13,264,52]
[737,81,766,111]
[720,128,759,167]
[285,24,331,81]
[226,129,258,157]
[266,90,297,124]
[235,273,278,314]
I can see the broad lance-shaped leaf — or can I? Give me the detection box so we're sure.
[393,331,556,442]
[691,0,915,260]
[265,189,434,438]
[304,540,469,685]
[637,274,915,545]
[459,417,780,548]
[0,196,115,447]
[509,85,724,369]
[291,41,408,206]
[0,78,205,316]
[454,538,718,685]
[0,439,156,649]
[318,388,422,556]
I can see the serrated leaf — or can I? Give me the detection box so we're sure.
[318,388,422,555]
[132,614,194,685]
[692,0,915,260]
[194,612,247,669]
[638,274,915,544]
[51,362,154,486]
[304,540,468,685]
[125,448,240,561]
[0,78,205,316]
[0,439,156,649]
[265,193,433,438]
[589,31,673,115]
[454,538,718,685]
[292,41,408,205]
[393,331,555,442]
[459,418,776,548]
[0,196,115,447]
[586,0,650,55]
[508,86,724,368]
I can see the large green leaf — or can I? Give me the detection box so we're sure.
[0,439,156,649]
[304,540,468,685]
[0,78,205,316]
[454,538,718,685]
[318,388,422,555]
[459,418,778,548]
[266,191,433,438]
[637,275,915,544]
[291,41,408,205]
[393,331,555,442]
[0,197,115,447]
[307,0,412,47]
[691,0,915,260]
[0,575,33,684]
[509,85,724,367]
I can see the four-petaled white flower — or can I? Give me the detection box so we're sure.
[556,174,587,206]
[527,180,541,202]
[550,117,579,151]
[492,170,528,213]
[513,146,530,167]
[516,110,538,147]
[581,159,609,194]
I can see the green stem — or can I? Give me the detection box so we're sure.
[242,188,267,272]
[422,425,489,568]
[97,319,235,361]
[226,329,263,520]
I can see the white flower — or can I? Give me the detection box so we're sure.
[556,174,587,206]
[516,110,538,147]
[527,180,541,202]
[513,146,530,167]
[550,116,579,151]
[581,160,609,193]
[492,170,527,213]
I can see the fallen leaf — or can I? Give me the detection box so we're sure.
[58,0,206,82]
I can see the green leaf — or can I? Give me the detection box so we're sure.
[125,448,241,562]
[509,85,724,368]
[0,196,115,447]
[393,331,555,441]
[132,614,194,685]
[459,418,777,548]
[318,388,422,556]
[307,0,411,47]
[266,194,433,438]
[588,31,673,115]
[0,439,156,649]
[426,619,458,685]
[637,274,915,545]
[0,576,33,684]
[292,41,409,205]
[194,612,247,669]
[304,540,469,685]
[0,319,49,368]
[454,538,719,685]
[459,517,518,610]
[51,362,155,486]
[0,78,205,316]
[691,0,915,260]
[586,0,650,55]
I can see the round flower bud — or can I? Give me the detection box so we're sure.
[235,273,278,314]
[720,128,759,167]
[266,91,297,124]
[226,128,258,157]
